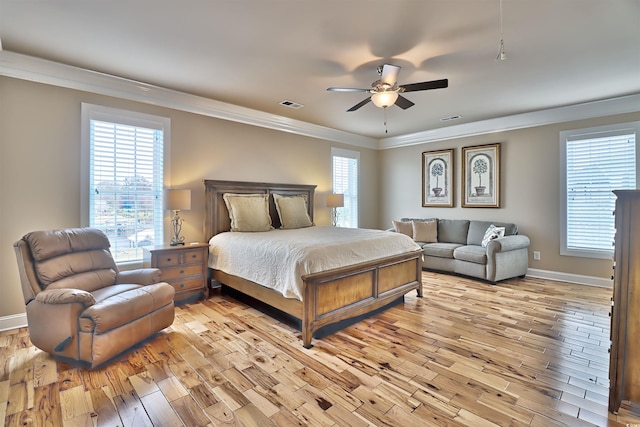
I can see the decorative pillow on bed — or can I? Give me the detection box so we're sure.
[481,224,506,247]
[412,220,438,243]
[273,194,314,229]
[222,193,273,232]
[392,220,413,237]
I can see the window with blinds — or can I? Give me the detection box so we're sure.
[332,147,359,228]
[82,104,169,263]
[560,122,638,258]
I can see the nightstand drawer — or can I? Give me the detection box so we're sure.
[160,264,203,280]
[157,253,181,267]
[168,278,203,292]
[182,249,205,263]
[157,248,205,267]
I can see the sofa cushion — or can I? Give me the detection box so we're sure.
[467,220,518,246]
[453,245,488,265]
[437,220,470,245]
[423,242,462,259]
[401,217,436,223]
[412,220,438,243]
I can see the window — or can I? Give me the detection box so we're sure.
[81,104,169,263]
[560,122,639,258]
[332,147,359,228]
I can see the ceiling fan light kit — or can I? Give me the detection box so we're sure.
[371,91,399,108]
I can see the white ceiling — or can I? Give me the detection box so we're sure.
[1,0,639,140]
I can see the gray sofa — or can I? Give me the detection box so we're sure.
[393,218,530,283]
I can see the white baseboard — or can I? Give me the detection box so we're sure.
[0,313,27,332]
[527,268,613,288]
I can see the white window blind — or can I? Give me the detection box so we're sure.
[332,148,359,228]
[561,123,638,258]
[82,104,168,263]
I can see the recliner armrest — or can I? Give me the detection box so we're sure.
[116,268,162,286]
[486,235,531,255]
[34,288,96,307]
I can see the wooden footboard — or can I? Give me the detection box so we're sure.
[211,250,422,348]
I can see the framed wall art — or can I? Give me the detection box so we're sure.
[422,148,454,207]
[462,143,501,208]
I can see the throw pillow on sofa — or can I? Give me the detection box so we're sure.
[412,220,438,243]
[481,224,506,247]
[392,220,413,238]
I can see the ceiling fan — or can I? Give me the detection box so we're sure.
[327,64,448,112]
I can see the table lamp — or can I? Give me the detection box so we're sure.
[165,188,191,246]
[326,193,344,227]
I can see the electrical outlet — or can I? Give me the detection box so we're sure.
[533,251,541,261]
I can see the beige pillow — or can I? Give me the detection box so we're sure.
[412,220,438,243]
[273,194,314,229]
[222,193,273,232]
[392,220,413,237]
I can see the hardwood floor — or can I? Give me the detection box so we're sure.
[2,271,640,426]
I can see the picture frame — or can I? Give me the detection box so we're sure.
[462,143,501,208]
[422,149,454,207]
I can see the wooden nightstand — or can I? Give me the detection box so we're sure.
[143,243,209,304]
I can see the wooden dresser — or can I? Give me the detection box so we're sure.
[143,243,209,304]
[609,190,640,413]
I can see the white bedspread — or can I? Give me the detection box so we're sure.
[208,226,422,300]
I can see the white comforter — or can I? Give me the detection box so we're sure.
[208,226,422,300]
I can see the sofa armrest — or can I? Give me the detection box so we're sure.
[486,235,530,255]
[34,288,96,307]
[116,268,161,286]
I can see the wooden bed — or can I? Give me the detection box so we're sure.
[204,179,422,348]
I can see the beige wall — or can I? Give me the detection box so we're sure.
[379,111,640,280]
[0,76,379,318]
[3,74,638,320]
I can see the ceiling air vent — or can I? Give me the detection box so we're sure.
[279,100,304,109]
[440,115,462,122]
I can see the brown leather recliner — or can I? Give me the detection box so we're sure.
[14,227,175,368]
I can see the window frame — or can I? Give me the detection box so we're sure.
[81,103,171,266]
[331,147,359,228]
[559,121,639,259]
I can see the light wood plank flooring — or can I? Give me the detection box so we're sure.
[2,271,640,426]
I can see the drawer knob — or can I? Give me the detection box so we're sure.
[180,283,185,288]
[166,257,172,262]
[191,254,197,259]
[180,269,185,274]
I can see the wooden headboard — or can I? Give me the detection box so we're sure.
[203,180,317,241]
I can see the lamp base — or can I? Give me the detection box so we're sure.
[170,211,186,246]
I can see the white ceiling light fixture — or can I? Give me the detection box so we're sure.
[371,91,399,108]
[496,0,507,61]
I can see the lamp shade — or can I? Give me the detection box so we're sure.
[326,193,344,208]
[164,189,191,211]
[371,91,398,108]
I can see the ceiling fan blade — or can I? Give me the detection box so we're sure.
[380,64,401,86]
[327,87,370,92]
[401,78,448,92]
[394,95,415,110]
[347,97,372,112]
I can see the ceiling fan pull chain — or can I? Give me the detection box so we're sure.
[384,107,389,134]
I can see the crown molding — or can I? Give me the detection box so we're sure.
[2,50,638,151]
[378,93,640,149]
[0,50,378,149]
